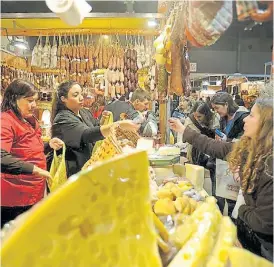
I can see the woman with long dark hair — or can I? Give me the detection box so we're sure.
[169,83,273,261]
[1,79,63,227]
[184,101,219,164]
[51,81,138,177]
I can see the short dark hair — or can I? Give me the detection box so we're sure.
[1,79,37,120]
[235,94,241,100]
[211,92,239,116]
[51,80,80,122]
[130,88,151,102]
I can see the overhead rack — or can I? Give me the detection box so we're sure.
[1,13,164,37]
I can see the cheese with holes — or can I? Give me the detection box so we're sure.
[185,163,204,190]
[1,151,162,267]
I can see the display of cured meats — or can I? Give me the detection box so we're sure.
[123,39,139,97]
[186,0,233,47]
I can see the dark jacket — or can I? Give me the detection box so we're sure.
[104,100,138,122]
[220,107,249,140]
[183,127,273,256]
[52,109,104,177]
[104,100,158,137]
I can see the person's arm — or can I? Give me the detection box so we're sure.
[169,118,232,159]
[183,127,232,159]
[1,149,34,175]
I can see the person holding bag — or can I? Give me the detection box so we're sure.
[51,81,139,178]
[211,92,249,216]
[169,83,273,261]
[1,79,64,227]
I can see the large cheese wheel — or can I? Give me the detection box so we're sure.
[1,151,161,267]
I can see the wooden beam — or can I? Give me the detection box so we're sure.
[159,99,167,144]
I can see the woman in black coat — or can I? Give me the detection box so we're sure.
[51,81,138,177]
[169,84,273,261]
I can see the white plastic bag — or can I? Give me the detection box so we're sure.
[215,159,240,201]
[232,189,246,219]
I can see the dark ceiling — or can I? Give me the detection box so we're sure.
[1,1,159,13]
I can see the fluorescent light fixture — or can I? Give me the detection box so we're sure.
[148,20,157,28]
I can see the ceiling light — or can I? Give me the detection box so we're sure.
[148,20,157,28]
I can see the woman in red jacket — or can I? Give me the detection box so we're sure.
[1,79,63,227]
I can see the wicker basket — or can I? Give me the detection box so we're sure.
[82,124,140,169]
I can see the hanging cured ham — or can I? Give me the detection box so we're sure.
[186,1,233,47]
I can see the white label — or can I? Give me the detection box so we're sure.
[190,63,197,72]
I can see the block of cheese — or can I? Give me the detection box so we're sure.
[168,202,222,267]
[157,146,180,156]
[1,151,162,267]
[206,216,237,266]
[185,163,205,190]
[228,247,272,267]
[137,138,155,154]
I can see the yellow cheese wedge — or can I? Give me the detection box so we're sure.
[154,198,176,216]
[168,208,221,267]
[206,216,237,267]
[170,199,221,249]
[185,163,205,190]
[1,151,162,267]
[228,247,272,267]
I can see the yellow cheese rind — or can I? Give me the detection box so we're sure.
[168,207,221,267]
[206,216,237,267]
[228,247,272,267]
[1,151,162,267]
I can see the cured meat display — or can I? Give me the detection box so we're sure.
[186,1,233,47]
[29,34,155,98]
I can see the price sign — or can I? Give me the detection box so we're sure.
[190,63,197,72]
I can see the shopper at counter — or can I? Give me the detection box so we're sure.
[169,83,273,260]
[182,101,220,164]
[51,81,138,178]
[1,79,64,227]
[104,88,158,137]
[211,92,249,216]
[211,92,249,141]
